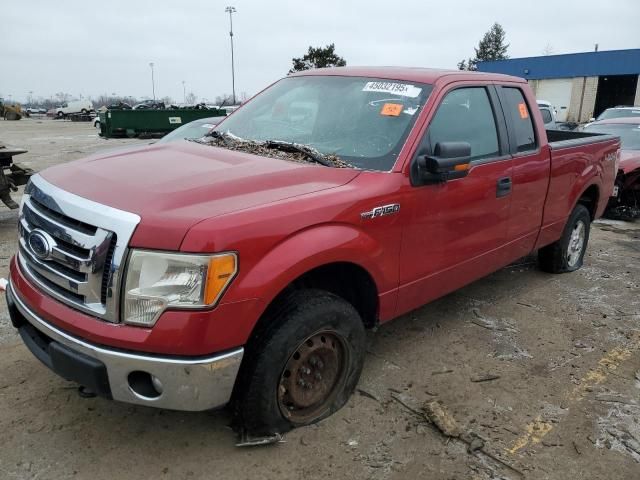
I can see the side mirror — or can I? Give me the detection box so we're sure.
[416,141,472,183]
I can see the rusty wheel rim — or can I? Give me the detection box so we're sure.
[278,331,348,424]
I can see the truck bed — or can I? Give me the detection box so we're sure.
[546,129,619,150]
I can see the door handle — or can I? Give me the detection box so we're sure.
[496,177,512,198]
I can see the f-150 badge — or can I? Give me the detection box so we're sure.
[361,203,400,220]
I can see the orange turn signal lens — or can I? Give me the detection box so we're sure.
[204,253,238,305]
[454,163,470,172]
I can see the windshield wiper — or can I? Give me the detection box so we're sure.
[263,140,333,167]
[206,130,232,144]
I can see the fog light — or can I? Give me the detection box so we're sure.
[127,371,162,399]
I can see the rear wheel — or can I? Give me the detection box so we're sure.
[57,111,64,118]
[538,204,591,273]
[232,289,365,436]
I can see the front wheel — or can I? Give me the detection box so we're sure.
[232,289,365,436]
[57,111,64,118]
[538,204,591,273]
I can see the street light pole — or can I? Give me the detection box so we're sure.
[182,80,186,104]
[149,62,156,102]
[225,6,237,105]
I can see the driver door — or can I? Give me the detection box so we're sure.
[396,85,513,314]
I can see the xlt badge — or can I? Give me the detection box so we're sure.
[361,203,400,220]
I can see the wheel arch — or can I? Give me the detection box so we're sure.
[231,224,391,342]
[577,183,600,220]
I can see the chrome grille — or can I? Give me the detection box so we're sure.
[17,175,140,322]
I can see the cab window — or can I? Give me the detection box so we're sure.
[501,87,536,152]
[425,87,499,161]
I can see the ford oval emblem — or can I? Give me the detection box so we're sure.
[28,230,56,260]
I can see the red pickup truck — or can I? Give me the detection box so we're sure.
[6,67,619,438]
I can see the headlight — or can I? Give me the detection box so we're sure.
[122,250,237,326]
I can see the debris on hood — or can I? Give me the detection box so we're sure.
[192,132,354,169]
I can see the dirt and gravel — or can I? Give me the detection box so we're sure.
[1,118,639,480]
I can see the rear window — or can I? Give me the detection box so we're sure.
[540,108,553,125]
[501,87,536,152]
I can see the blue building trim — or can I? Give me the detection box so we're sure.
[477,49,640,80]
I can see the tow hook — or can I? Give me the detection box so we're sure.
[78,385,97,398]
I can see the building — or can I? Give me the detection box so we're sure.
[477,48,640,123]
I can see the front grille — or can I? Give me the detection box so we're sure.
[17,175,140,323]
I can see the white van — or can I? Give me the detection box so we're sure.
[55,100,94,117]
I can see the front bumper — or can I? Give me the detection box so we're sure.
[6,280,244,411]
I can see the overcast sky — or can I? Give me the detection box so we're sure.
[1,0,639,104]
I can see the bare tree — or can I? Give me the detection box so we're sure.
[54,92,72,104]
[542,44,554,56]
[185,92,197,105]
[215,93,235,106]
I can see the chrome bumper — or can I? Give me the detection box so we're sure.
[7,281,243,411]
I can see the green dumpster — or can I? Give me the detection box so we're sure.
[99,109,225,138]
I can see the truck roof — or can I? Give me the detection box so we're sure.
[288,66,526,84]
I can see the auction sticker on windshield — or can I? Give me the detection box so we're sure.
[363,82,422,98]
[380,103,403,116]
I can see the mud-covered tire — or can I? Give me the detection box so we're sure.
[231,289,366,436]
[538,204,591,273]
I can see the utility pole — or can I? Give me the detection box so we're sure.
[149,62,156,101]
[225,6,237,105]
[182,80,186,104]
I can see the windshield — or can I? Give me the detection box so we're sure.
[584,123,640,150]
[597,108,640,121]
[158,118,221,144]
[214,76,432,171]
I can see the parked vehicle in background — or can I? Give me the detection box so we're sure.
[536,100,556,113]
[93,116,101,129]
[133,100,165,110]
[586,106,640,128]
[106,101,132,110]
[156,117,223,144]
[537,100,557,129]
[0,99,23,120]
[584,117,640,220]
[6,68,619,441]
[55,100,94,118]
[0,142,32,208]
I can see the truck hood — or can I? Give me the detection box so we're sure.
[620,150,640,174]
[40,141,360,250]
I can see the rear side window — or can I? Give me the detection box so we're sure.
[426,87,499,160]
[502,87,536,152]
[540,108,553,124]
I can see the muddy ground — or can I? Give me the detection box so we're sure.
[1,118,639,480]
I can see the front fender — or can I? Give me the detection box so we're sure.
[227,223,399,321]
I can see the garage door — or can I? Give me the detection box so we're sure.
[535,79,573,122]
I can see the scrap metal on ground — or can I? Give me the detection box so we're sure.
[0,143,32,209]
